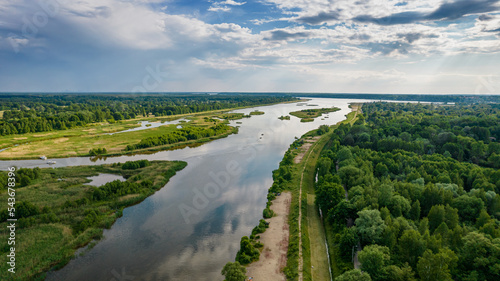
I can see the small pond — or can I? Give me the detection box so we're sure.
[84,173,126,187]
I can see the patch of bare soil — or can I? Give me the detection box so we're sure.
[293,136,321,164]
[246,192,292,281]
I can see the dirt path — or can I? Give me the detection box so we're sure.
[297,139,322,281]
[298,169,304,281]
[246,192,292,281]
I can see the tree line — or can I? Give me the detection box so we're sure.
[125,123,232,151]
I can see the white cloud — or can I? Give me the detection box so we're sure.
[1,0,499,93]
[208,6,231,13]
[221,0,246,5]
[208,0,246,13]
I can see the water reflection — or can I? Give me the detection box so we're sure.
[84,173,126,187]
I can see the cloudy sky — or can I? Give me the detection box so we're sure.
[0,0,499,94]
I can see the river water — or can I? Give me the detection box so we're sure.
[0,98,362,281]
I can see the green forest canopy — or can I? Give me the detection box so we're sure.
[316,102,500,281]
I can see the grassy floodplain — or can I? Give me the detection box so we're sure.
[0,110,250,160]
[0,160,186,280]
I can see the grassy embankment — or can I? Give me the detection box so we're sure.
[286,104,362,281]
[290,107,341,123]
[0,160,186,280]
[0,111,251,160]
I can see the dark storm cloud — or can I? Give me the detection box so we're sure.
[478,14,494,21]
[295,11,339,25]
[397,32,439,43]
[266,30,309,40]
[354,0,500,25]
[349,33,372,40]
[367,41,411,55]
[354,11,422,25]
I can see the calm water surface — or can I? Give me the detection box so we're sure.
[84,173,127,187]
[0,98,366,281]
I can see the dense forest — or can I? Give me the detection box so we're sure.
[317,102,500,281]
[125,123,233,150]
[0,94,295,135]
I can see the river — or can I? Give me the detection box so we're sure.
[0,98,364,281]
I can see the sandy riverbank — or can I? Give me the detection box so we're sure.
[246,191,292,281]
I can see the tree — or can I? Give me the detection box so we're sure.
[355,209,386,244]
[339,227,358,260]
[384,263,416,281]
[452,195,485,222]
[396,229,426,268]
[375,163,389,177]
[331,201,357,226]
[444,205,459,229]
[459,231,500,280]
[316,181,344,212]
[475,209,491,228]
[428,205,445,232]
[337,147,353,162]
[378,184,393,207]
[317,157,332,177]
[335,269,372,281]
[338,165,362,189]
[409,200,421,221]
[235,236,259,265]
[389,195,410,218]
[359,244,390,281]
[317,124,330,135]
[417,249,458,281]
[221,262,246,281]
